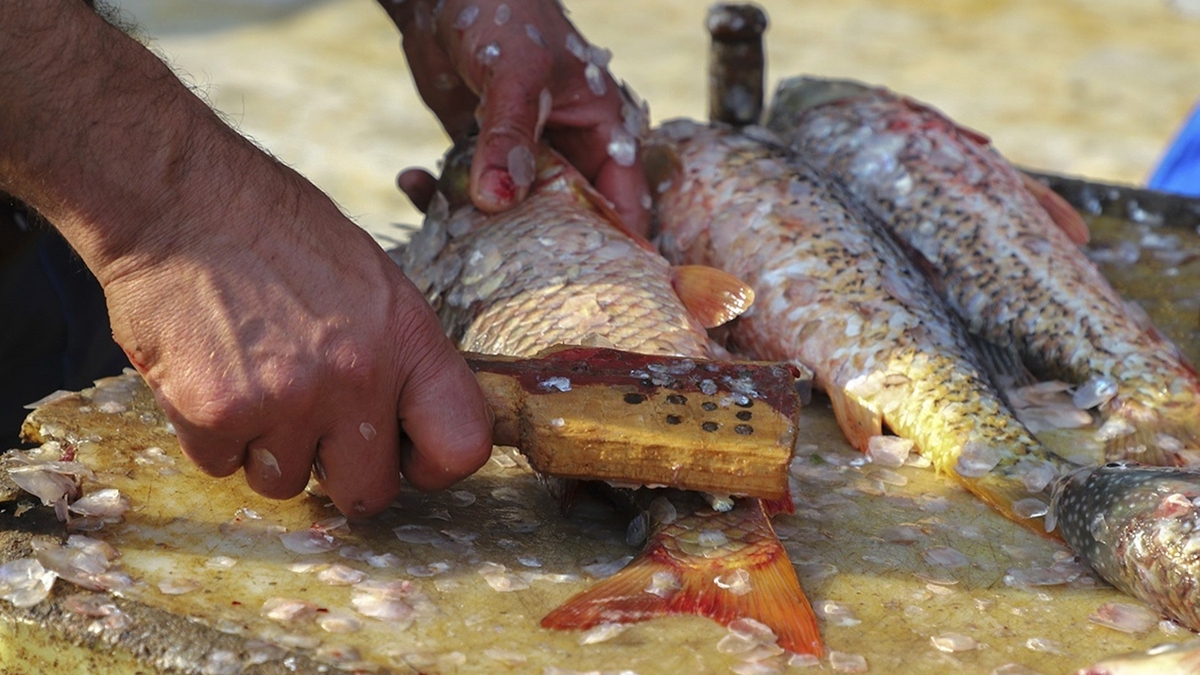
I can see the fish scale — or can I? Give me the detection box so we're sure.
[767,77,1200,466]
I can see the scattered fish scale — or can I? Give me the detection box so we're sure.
[767,76,1200,466]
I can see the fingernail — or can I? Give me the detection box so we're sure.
[251,447,281,481]
[478,168,518,209]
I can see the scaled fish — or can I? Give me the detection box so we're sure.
[766,77,1200,466]
[650,120,1068,528]
[649,120,1200,635]
[398,140,822,655]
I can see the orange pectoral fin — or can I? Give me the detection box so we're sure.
[827,387,884,453]
[671,265,756,328]
[1020,173,1090,245]
[541,511,823,656]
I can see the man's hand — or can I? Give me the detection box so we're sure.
[380,0,652,235]
[0,0,494,516]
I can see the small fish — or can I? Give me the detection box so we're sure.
[765,76,1200,466]
[1055,462,1200,634]
[650,120,1069,529]
[399,139,822,655]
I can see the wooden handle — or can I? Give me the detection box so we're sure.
[465,346,807,500]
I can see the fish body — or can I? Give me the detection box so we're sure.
[766,77,1200,466]
[650,120,1067,528]
[1055,462,1200,633]
[399,141,822,655]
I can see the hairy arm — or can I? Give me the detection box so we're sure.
[0,0,494,516]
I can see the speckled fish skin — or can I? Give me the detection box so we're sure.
[399,141,822,656]
[650,120,1068,529]
[766,77,1200,466]
[1055,463,1200,633]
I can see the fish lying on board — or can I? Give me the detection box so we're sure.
[649,119,1069,536]
[397,139,823,656]
[765,76,1200,467]
[648,119,1200,635]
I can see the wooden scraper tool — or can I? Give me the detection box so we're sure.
[465,346,810,500]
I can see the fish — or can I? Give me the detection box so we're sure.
[649,119,1070,529]
[1054,462,1200,635]
[648,119,1200,635]
[764,76,1200,467]
[397,139,823,656]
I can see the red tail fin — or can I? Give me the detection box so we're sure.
[541,500,823,656]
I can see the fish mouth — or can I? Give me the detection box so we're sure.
[767,76,873,117]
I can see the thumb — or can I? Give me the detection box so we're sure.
[393,307,494,491]
[468,63,553,213]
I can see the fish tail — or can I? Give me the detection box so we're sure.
[956,470,1061,541]
[541,501,823,656]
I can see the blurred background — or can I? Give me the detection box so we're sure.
[112,0,1200,245]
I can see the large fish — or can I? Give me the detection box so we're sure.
[765,77,1200,466]
[397,140,823,656]
[648,119,1200,635]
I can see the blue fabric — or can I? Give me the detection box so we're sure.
[1149,102,1200,197]
[1,214,128,445]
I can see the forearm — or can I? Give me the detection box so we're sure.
[0,0,289,285]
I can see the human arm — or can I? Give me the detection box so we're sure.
[0,0,494,516]
[378,0,652,235]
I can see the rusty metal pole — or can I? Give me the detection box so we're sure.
[706,3,769,127]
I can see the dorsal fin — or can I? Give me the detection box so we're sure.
[529,143,658,252]
[670,265,755,328]
[1020,173,1090,245]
